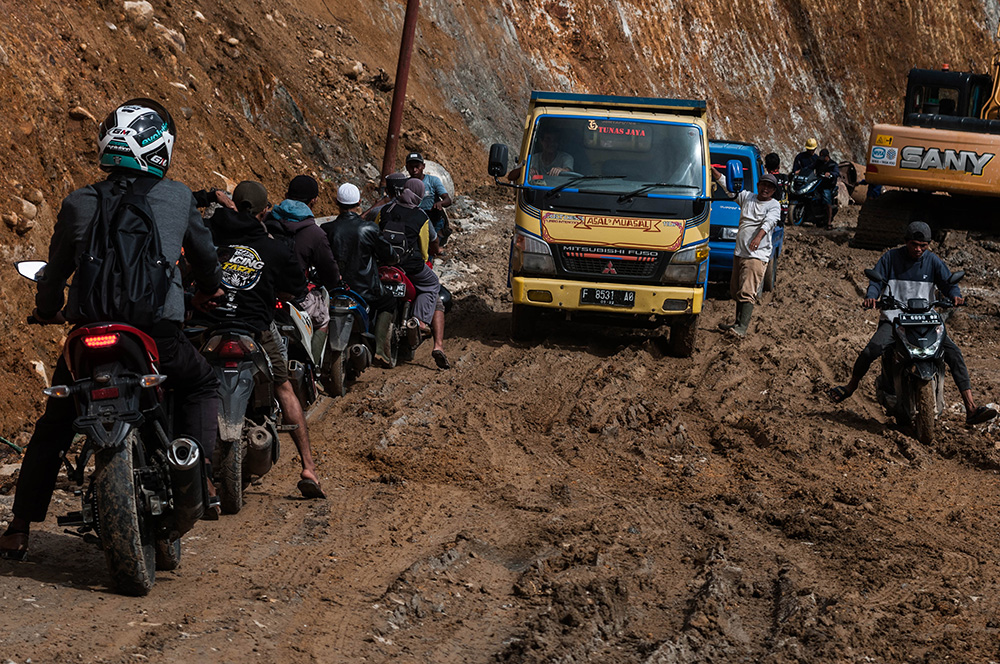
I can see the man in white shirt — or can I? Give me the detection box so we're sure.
[712,171,781,337]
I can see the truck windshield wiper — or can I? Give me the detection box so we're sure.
[543,175,626,197]
[618,183,699,202]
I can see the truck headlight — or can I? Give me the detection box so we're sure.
[662,244,709,284]
[512,229,555,276]
[720,227,738,241]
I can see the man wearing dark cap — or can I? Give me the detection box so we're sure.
[405,152,453,245]
[198,182,327,499]
[267,174,342,360]
[711,169,781,338]
[829,221,997,425]
[815,148,840,229]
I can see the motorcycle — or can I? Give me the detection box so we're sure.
[377,266,424,366]
[16,260,209,596]
[865,267,964,444]
[324,288,375,397]
[194,324,280,514]
[275,294,324,409]
[788,171,838,226]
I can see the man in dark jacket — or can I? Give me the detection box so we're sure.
[828,221,997,426]
[0,99,224,560]
[267,175,341,361]
[323,183,397,364]
[202,181,326,499]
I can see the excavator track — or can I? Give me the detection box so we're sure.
[850,190,999,250]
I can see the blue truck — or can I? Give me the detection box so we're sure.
[707,140,785,292]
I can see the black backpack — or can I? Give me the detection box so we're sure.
[71,176,172,327]
[379,204,418,269]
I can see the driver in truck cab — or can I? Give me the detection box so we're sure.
[508,129,574,180]
[828,221,997,426]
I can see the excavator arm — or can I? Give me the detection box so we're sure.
[981,23,1000,119]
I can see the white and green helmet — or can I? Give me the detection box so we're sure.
[98,98,176,178]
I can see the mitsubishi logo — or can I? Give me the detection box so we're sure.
[602,261,617,275]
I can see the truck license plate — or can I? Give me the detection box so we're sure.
[580,288,636,308]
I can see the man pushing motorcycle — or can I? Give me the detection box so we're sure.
[0,99,224,560]
[828,221,997,426]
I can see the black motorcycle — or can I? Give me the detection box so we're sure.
[788,172,838,226]
[866,267,964,444]
[17,260,210,596]
[195,325,280,514]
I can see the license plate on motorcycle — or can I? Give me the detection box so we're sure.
[898,313,939,324]
[386,282,406,297]
[580,288,636,308]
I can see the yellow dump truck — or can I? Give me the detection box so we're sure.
[488,91,716,356]
[854,54,1000,248]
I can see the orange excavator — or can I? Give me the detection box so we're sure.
[852,24,1000,248]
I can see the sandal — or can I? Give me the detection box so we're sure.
[432,349,451,370]
[297,478,327,500]
[966,406,998,426]
[0,527,29,561]
[828,385,853,404]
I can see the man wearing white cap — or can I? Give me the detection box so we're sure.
[322,183,398,364]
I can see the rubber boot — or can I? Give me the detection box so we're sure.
[729,302,754,338]
[374,311,393,367]
[718,302,739,331]
[311,329,328,367]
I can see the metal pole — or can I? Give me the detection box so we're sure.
[380,0,420,187]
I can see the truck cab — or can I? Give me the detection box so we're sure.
[488,91,712,356]
[707,140,785,292]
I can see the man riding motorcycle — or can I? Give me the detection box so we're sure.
[828,221,998,426]
[0,99,224,560]
[199,181,326,499]
[322,183,398,365]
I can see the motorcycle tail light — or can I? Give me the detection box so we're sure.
[91,387,120,400]
[219,340,246,358]
[224,361,239,369]
[275,300,286,310]
[83,333,120,348]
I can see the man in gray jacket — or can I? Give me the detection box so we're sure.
[0,99,223,560]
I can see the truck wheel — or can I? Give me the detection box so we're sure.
[669,316,698,358]
[510,304,539,341]
[93,433,156,596]
[763,252,779,293]
[216,438,244,515]
[913,379,936,444]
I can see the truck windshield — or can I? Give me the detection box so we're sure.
[524,116,704,195]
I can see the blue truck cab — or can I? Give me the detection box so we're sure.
[707,141,785,291]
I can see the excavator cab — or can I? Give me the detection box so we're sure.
[902,69,992,121]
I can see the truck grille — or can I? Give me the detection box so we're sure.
[558,246,662,278]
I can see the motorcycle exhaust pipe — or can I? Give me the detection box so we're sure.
[166,437,206,536]
[243,425,274,478]
[348,343,371,373]
[404,317,422,348]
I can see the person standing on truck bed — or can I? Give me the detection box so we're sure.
[792,138,819,176]
[712,170,781,338]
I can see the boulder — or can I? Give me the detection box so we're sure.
[2,212,17,229]
[25,189,44,205]
[69,106,97,123]
[153,22,186,53]
[123,1,154,30]
[14,197,37,221]
[423,160,455,197]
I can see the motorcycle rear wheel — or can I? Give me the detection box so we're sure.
[93,432,157,596]
[217,437,245,515]
[154,537,182,571]
[326,350,348,397]
[913,379,936,444]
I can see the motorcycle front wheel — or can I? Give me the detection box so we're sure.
[789,203,805,226]
[93,432,157,596]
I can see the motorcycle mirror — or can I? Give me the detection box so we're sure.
[948,270,965,284]
[725,160,744,194]
[15,260,47,282]
[488,143,509,177]
[864,268,886,283]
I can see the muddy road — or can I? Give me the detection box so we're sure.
[4,201,1000,663]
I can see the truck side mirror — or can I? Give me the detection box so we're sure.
[488,143,509,177]
[726,160,744,194]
